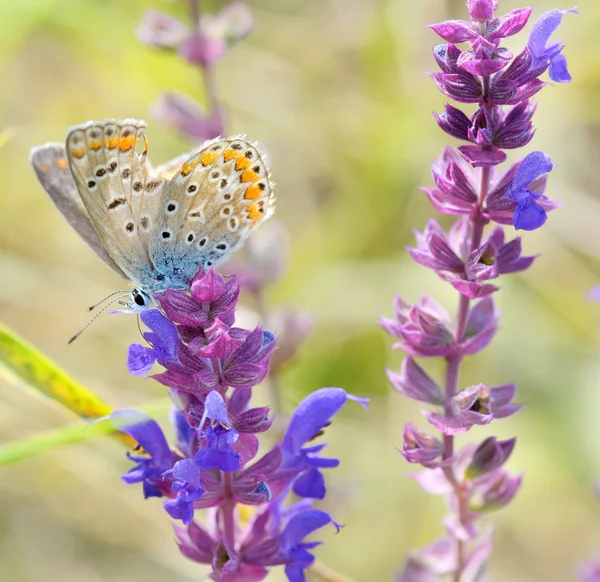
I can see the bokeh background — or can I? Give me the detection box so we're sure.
[0,0,599,580]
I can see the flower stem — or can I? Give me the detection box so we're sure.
[187,0,218,114]
[221,471,236,547]
[444,163,492,582]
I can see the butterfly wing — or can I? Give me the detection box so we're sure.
[148,136,275,287]
[30,142,127,278]
[64,119,165,287]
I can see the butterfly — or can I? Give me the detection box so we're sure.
[30,118,275,314]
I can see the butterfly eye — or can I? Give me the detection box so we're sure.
[133,290,146,307]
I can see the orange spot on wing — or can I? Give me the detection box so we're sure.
[223,149,239,162]
[89,140,102,151]
[56,158,67,170]
[244,184,262,200]
[105,137,119,149]
[200,151,219,166]
[181,160,199,176]
[235,156,251,171]
[241,169,260,183]
[119,136,135,151]
[71,147,85,159]
[247,202,263,220]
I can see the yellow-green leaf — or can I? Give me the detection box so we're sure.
[0,396,172,466]
[0,320,134,446]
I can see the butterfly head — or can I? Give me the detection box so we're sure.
[125,288,155,312]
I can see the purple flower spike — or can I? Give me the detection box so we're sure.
[506,151,554,230]
[527,9,577,83]
[194,391,240,472]
[127,310,179,376]
[281,388,368,499]
[382,2,574,577]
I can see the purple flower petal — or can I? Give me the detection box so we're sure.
[111,410,172,468]
[200,391,230,427]
[458,145,507,168]
[283,388,354,454]
[127,344,158,376]
[528,10,565,58]
[549,52,571,83]
[510,151,553,192]
[293,465,326,499]
[513,197,548,230]
[280,510,337,553]
[137,10,187,49]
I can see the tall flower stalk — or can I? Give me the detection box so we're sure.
[381,2,575,579]
[115,267,367,581]
[110,5,368,581]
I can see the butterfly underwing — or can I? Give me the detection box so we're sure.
[30,118,275,310]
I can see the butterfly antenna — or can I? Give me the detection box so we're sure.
[87,289,130,311]
[68,294,129,344]
[135,314,151,346]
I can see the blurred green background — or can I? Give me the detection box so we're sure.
[0,0,599,580]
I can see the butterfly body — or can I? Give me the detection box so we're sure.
[31,119,274,310]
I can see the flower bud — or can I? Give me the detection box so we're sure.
[465,437,516,479]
